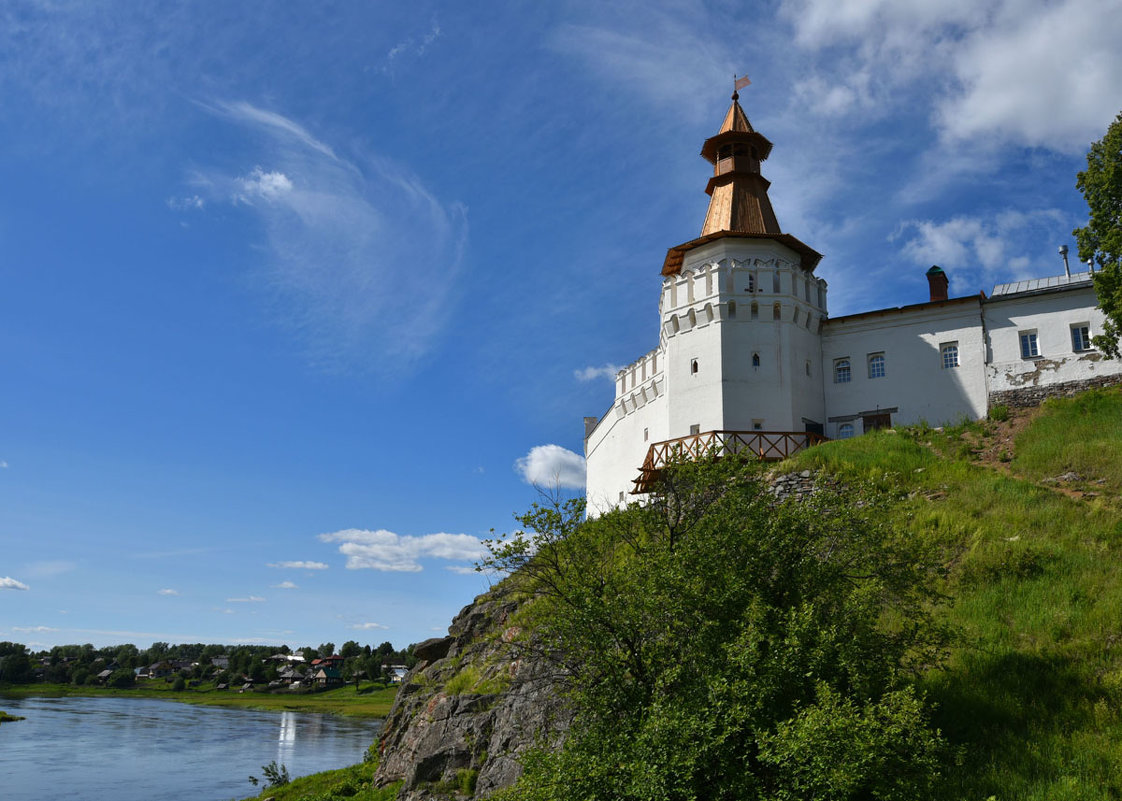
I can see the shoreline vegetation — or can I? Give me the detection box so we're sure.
[0,681,398,719]
[0,709,26,722]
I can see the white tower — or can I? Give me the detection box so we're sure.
[585,91,828,509]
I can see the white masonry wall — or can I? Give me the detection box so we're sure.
[821,299,989,436]
[984,283,1122,395]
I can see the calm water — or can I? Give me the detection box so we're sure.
[0,695,380,801]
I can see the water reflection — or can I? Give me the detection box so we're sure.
[0,696,380,801]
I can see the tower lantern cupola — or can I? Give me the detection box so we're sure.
[661,89,822,276]
[699,90,781,237]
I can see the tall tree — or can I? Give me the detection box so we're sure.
[486,458,949,801]
[1074,111,1122,357]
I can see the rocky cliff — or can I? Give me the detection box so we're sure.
[373,588,570,800]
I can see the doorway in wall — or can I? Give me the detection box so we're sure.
[862,413,892,432]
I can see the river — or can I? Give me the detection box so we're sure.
[0,695,381,800]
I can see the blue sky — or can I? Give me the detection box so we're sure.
[3,0,1121,652]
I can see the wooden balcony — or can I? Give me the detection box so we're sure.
[631,430,827,494]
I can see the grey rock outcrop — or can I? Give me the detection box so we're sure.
[374,590,570,799]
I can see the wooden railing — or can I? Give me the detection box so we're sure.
[631,430,827,494]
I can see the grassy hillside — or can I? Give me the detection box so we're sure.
[788,386,1122,800]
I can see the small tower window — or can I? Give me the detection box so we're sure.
[805,360,811,376]
[772,303,781,321]
[750,302,759,320]
[728,301,736,318]
[747,273,756,292]
[691,359,699,374]
[689,423,701,436]
[773,272,781,293]
[752,353,760,368]
[793,308,801,325]
[643,427,649,441]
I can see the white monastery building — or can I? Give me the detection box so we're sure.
[583,92,1122,513]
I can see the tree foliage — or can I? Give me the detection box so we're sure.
[1074,111,1122,357]
[485,458,949,801]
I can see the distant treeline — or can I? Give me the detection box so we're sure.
[0,639,418,688]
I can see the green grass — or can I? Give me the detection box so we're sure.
[0,682,398,718]
[784,394,1122,799]
[1012,387,1122,494]
[238,761,401,801]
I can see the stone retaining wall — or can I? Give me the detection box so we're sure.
[988,375,1122,409]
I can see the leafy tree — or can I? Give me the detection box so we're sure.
[0,650,33,684]
[1074,111,1122,356]
[107,669,136,689]
[485,457,949,801]
[340,640,361,659]
[319,642,336,658]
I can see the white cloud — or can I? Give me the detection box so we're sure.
[272,581,298,589]
[12,625,56,633]
[574,364,622,382]
[781,0,1122,151]
[157,588,179,596]
[445,565,479,575]
[385,20,442,67]
[349,622,389,630]
[894,209,1069,285]
[167,195,205,211]
[234,167,294,204]
[193,100,468,373]
[1,577,30,591]
[267,560,329,570]
[319,529,486,572]
[226,595,266,603]
[0,460,8,468]
[514,444,586,489]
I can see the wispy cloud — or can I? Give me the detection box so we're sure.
[0,460,8,468]
[157,588,180,596]
[894,209,1070,285]
[780,0,1122,152]
[574,364,622,382]
[384,19,442,70]
[272,581,298,589]
[23,561,76,579]
[167,195,205,211]
[226,595,266,603]
[445,565,479,576]
[515,444,586,489]
[349,621,389,630]
[319,529,485,572]
[1,577,30,591]
[268,560,329,570]
[190,100,468,373]
[12,625,56,633]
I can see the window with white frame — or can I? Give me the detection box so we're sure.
[1019,330,1040,359]
[1071,324,1092,352]
[867,352,886,379]
[838,423,855,439]
[941,342,959,369]
[834,358,851,384]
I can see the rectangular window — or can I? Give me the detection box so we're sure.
[1019,331,1039,359]
[834,358,851,384]
[689,423,700,436]
[1071,324,1092,351]
[867,352,886,379]
[941,342,959,369]
[752,419,764,431]
[643,428,648,441]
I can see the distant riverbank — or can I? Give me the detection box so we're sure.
[0,681,397,719]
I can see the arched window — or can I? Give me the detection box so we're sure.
[868,353,886,379]
[838,423,855,439]
[834,358,851,384]
[691,359,699,374]
[752,353,760,368]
